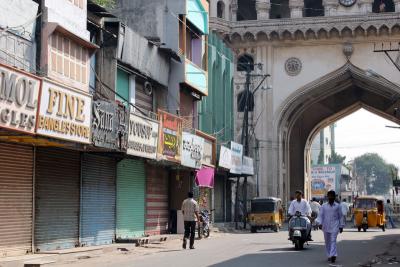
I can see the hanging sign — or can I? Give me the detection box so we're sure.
[0,64,41,134]
[92,100,128,151]
[219,146,232,170]
[230,141,243,174]
[158,110,182,162]
[182,132,204,169]
[37,79,92,143]
[242,156,255,175]
[127,112,159,159]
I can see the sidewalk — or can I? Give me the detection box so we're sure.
[0,234,182,267]
[359,234,400,266]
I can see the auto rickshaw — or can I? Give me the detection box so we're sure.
[354,196,386,232]
[248,197,283,233]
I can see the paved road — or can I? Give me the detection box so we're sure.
[51,228,400,267]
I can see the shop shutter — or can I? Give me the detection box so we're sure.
[145,165,169,235]
[81,154,116,246]
[214,177,225,222]
[35,148,80,252]
[0,143,33,257]
[116,159,145,239]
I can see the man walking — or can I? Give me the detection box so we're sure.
[385,199,397,229]
[340,199,349,225]
[181,192,200,249]
[317,190,345,264]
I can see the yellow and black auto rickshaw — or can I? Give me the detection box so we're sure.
[354,196,386,232]
[248,197,283,233]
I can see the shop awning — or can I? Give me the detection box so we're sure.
[195,167,214,188]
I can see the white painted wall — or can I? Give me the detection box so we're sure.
[44,0,89,41]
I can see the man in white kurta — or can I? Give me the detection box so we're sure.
[288,190,312,240]
[316,191,345,263]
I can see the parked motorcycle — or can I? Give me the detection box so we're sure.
[288,211,312,250]
[198,209,211,238]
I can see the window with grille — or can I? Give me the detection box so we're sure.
[68,0,84,9]
[49,32,88,85]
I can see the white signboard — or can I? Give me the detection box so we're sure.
[219,146,232,170]
[182,132,204,169]
[201,138,214,167]
[230,142,243,174]
[242,156,254,175]
[127,112,159,159]
[0,65,41,134]
[311,165,338,198]
[37,80,92,143]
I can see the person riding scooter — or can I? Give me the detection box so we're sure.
[288,190,313,241]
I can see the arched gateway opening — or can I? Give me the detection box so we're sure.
[275,62,400,202]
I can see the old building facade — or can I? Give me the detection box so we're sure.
[209,0,400,202]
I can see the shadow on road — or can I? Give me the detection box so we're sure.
[208,233,400,267]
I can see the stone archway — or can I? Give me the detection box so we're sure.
[274,62,400,202]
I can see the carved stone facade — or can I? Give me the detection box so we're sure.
[210,0,400,202]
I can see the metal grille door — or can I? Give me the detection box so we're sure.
[0,143,33,257]
[81,154,116,246]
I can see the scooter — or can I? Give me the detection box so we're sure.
[288,211,312,250]
[198,210,211,238]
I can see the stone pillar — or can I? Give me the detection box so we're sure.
[358,0,374,13]
[395,0,400,12]
[289,0,304,18]
[256,0,271,20]
[232,1,238,21]
[210,0,217,18]
[323,0,339,16]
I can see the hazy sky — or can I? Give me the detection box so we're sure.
[334,108,400,168]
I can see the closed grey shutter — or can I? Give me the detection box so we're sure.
[81,154,116,246]
[0,143,33,257]
[35,148,80,252]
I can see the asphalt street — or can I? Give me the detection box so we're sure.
[50,228,400,267]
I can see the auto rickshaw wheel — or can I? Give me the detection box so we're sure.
[251,227,257,233]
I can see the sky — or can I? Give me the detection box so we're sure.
[334,108,400,168]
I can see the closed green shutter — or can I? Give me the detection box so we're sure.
[116,159,145,240]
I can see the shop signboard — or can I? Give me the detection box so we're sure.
[242,156,254,175]
[230,142,243,174]
[158,110,182,162]
[181,132,204,169]
[37,79,92,143]
[311,165,340,199]
[92,99,128,151]
[127,112,159,159]
[0,64,41,134]
[219,146,232,170]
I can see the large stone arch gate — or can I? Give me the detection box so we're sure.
[273,62,400,202]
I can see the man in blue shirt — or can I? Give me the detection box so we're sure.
[316,190,345,264]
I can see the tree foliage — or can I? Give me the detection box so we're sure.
[354,153,395,195]
[92,0,115,8]
[329,151,346,164]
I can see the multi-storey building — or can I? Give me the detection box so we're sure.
[209,0,400,202]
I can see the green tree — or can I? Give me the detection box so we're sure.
[329,151,346,164]
[354,153,394,195]
[92,0,115,8]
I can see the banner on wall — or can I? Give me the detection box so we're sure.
[230,142,243,174]
[219,146,232,170]
[242,156,254,176]
[181,132,204,169]
[158,110,182,162]
[311,165,339,199]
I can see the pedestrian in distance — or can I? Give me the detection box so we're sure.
[181,192,200,249]
[316,190,345,264]
[340,199,349,225]
[385,199,397,229]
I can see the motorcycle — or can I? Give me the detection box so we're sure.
[198,209,211,238]
[288,211,312,250]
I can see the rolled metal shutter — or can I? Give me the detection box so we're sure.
[81,154,116,246]
[116,159,145,240]
[0,143,33,257]
[35,148,80,252]
[145,165,169,235]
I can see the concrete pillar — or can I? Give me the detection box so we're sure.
[210,0,217,17]
[232,1,238,21]
[256,0,271,20]
[323,0,339,16]
[289,0,304,18]
[395,0,400,12]
[358,0,374,13]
